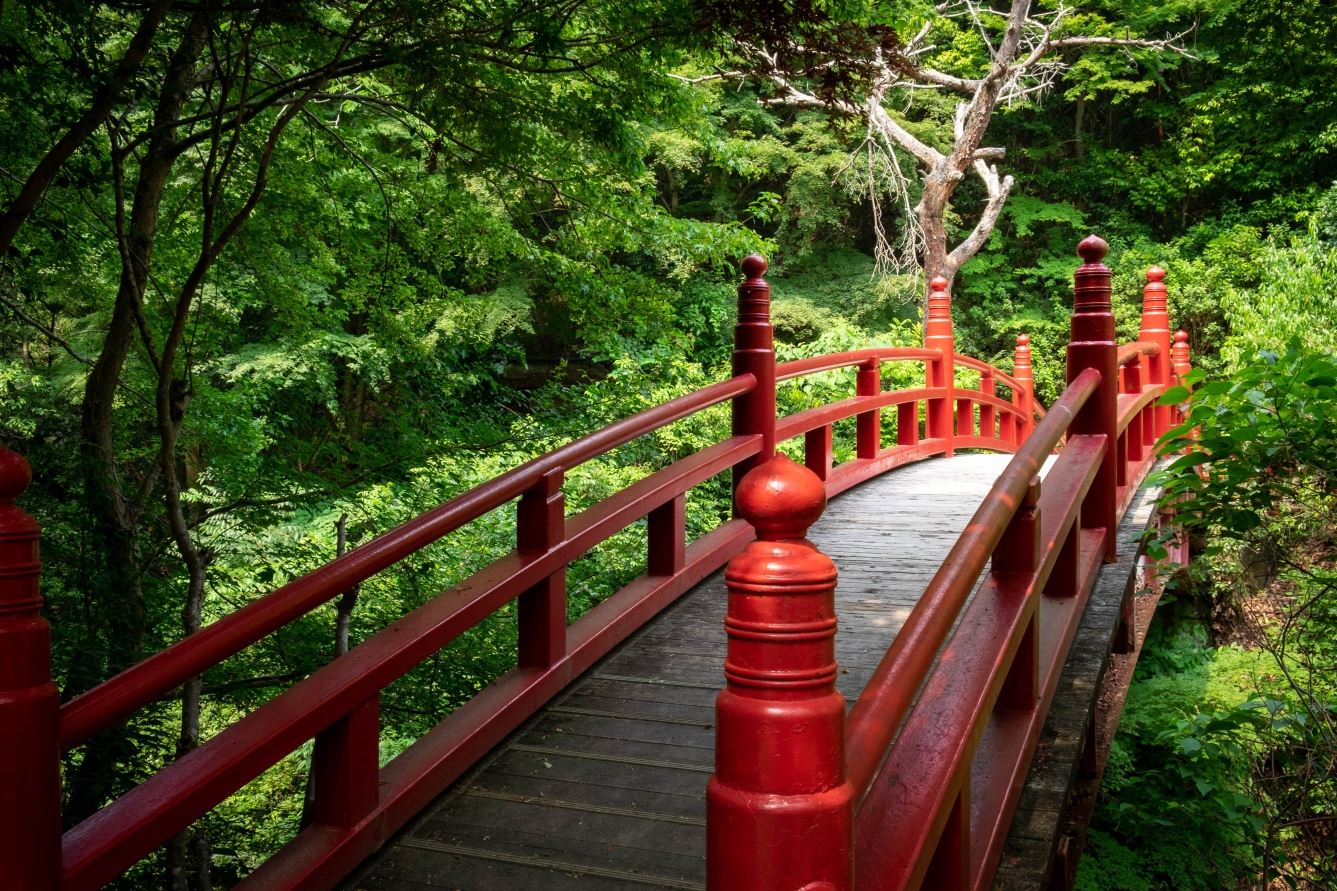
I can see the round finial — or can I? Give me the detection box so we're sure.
[1145,266,1165,283]
[736,453,826,540]
[0,446,31,501]
[1077,234,1108,263]
[1016,333,1030,347]
[1174,330,1188,344]
[929,275,950,293]
[741,254,767,279]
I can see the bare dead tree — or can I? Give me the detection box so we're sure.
[739,0,1194,295]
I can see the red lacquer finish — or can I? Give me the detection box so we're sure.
[708,453,853,891]
[0,447,60,890]
[1140,267,1173,437]
[925,276,956,456]
[1012,335,1034,444]
[1067,235,1119,562]
[733,253,777,492]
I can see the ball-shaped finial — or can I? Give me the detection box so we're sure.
[1174,330,1188,344]
[1016,333,1030,347]
[741,254,768,279]
[736,453,826,540]
[929,275,950,293]
[1145,266,1166,283]
[0,446,32,501]
[1077,234,1108,264]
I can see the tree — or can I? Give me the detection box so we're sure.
[734,0,1192,292]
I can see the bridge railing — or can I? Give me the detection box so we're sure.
[0,255,1039,889]
[706,236,1193,891]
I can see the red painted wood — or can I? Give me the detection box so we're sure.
[776,347,939,381]
[1067,235,1119,562]
[897,401,919,446]
[926,276,956,457]
[647,493,686,575]
[806,424,834,481]
[1141,267,1173,437]
[1012,335,1035,442]
[979,370,997,441]
[956,396,975,440]
[310,695,379,829]
[708,454,852,891]
[518,468,565,668]
[776,387,938,441]
[857,360,882,459]
[0,448,60,891]
[732,254,777,494]
[59,374,756,751]
[1172,329,1192,427]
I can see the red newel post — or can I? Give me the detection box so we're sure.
[1140,266,1173,437]
[1171,330,1193,443]
[517,468,565,668]
[732,254,777,497]
[0,447,61,889]
[925,275,956,457]
[1068,235,1119,562]
[1012,334,1034,443]
[707,454,852,891]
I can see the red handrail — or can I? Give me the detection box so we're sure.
[844,366,1102,794]
[58,374,756,751]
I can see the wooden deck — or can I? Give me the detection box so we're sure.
[345,455,1035,890]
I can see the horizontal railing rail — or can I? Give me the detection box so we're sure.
[59,373,758,752]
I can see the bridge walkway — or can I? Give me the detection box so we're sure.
[348,454,1024,891]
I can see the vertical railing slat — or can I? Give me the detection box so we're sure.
[517,468,566,668]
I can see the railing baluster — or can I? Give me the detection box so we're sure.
[0,448,60,889]
[979,369,996,441]
[311,695,380,828]
[517,468,565,668]
[993,477,1041,710]
[956,394,974,440]
[732,255,777,496]
[898,400,919,446]
[1125,358,1144,468]
[856,360,881,459]
[1068,235,1119,562]
[1046,529,1080,600]
[707,455,851,890]
[805,424,833,481]
[647,494,686,576]
[925,780,971,891]
[925,276,955,456]
[1141,266,1173,437]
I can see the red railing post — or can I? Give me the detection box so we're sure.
[707,454,852,891]
[1141,266,1173,437]
[1172,330,1194,448]
[517,468,565,668]
[0,447,61,889]
[856,360,881,459]
[1068,235,1119,562]
[1012,334,1034,444]
[310,696,380,828]
[732,254,777,497]
[925,275,955,457]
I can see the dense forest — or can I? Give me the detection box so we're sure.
[2,1,1335,888]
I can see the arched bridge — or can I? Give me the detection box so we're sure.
[1,236,1195,890]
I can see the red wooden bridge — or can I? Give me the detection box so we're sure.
[1,236,1194,890]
